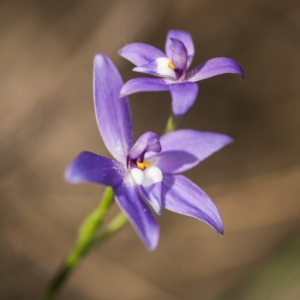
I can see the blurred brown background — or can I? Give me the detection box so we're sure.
[1,0,300,299]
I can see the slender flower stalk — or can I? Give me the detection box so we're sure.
[165,113,180,133]
[94,212,128,245]
[43,187,114,300]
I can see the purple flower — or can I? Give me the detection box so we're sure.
[119,30,244,117]
[65,54,233,251]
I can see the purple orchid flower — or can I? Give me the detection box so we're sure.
[65,54,233,251]
[119,29,244,117]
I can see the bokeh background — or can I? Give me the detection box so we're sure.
[1,0,300,299]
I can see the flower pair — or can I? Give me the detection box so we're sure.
[66,30,243,251]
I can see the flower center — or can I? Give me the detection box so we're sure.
[168,59,176,70]
[137,160,151,170]
[167,59,183,80]
[127,157,151,170]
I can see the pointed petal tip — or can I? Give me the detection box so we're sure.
[205,216,224,236]
[147,236,159,252]
[119,82,130,98]
[216,133,234,147]
[132,66,143,73]
[226,136,234,145]
[151,199,162,216]
[117,48,124,55]
[94,53,108,66]
[148,245,158,252]
[154,205,162,216]
[117,47,131,60]
[210,211,224,235]
[64,163,85,185]
[119,89,126,98]
[237,66,245,80]
[64,159,83,184]
[119,84,132,98]
[64,164,76,184]
[139,222,160,252]
[215,222,224,235]
[201,211,224,236]
[167,29,192,36]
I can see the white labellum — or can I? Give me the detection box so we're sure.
[131,166,163,187]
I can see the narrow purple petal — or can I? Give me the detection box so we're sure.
[114,183,159,251]
[169,38,188,76]
[169,82,199,117]
[118,43,166,67]
[132,60,160,77]
[149,130,233,174]
[162,174,224,234]
[186,57,244,82]
[138,182,162,215]
[165,30,195,68]
[94,54,133,163]
[120,78,169,97]
[65,151,124,187]
[129,132,161,160]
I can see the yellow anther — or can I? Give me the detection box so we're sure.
[137,160,151,170]
[168,60,175,70]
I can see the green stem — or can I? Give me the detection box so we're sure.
[165,113,180,133]
[94,212,128,246]
[42,187,114,300]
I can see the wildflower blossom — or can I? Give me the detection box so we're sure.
[119,30,244,117]
[65,54,232,251]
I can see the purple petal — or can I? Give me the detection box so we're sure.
[65,151,124,187]
[186,57,244,82]
[165,30,195,68]
[129,132,161,160]
[138,182,162,215]
[149,130,233,174]
[169,38,188,76]
[169,82,199,117]
[162,174,224,234]
[94,54,133,163]
[114,183,159,251]
[120,78,169,97]
[118,43,166,67]
[132,60,162,77]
